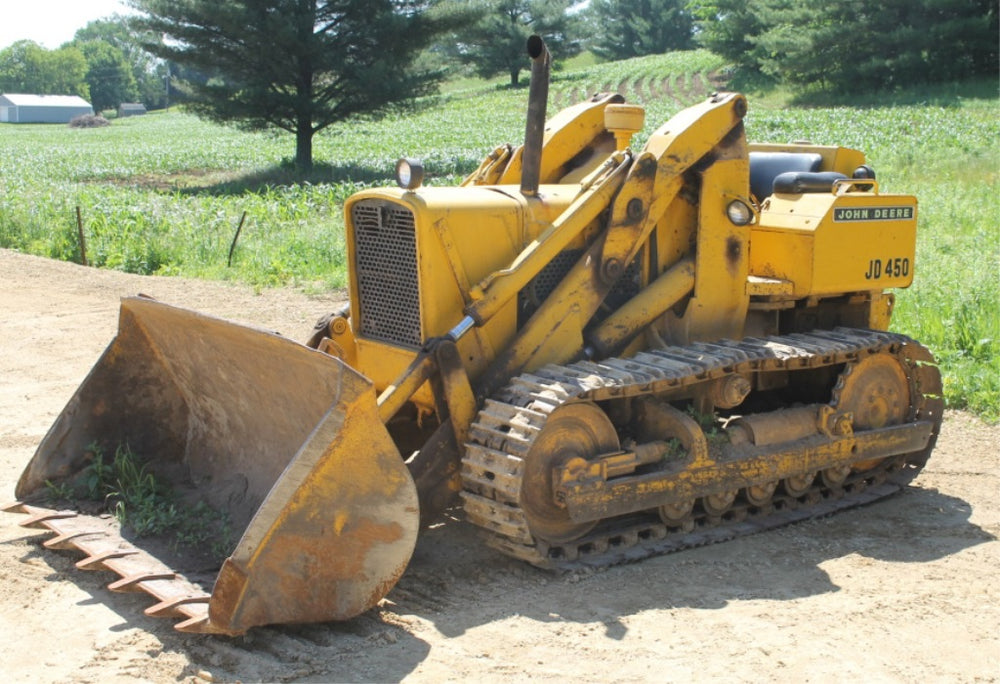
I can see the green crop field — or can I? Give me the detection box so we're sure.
[0,50,996,419]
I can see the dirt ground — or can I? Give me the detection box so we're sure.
[1,248,997,683]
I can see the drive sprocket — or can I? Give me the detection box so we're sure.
[831,349,920,471]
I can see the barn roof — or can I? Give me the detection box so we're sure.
[0,94,92,108]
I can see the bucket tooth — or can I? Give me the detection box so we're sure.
[175,615,210,633]
[145,595,210,619]
[175,612,233,635]
[76,549,139,571]
[43,530,104,550]
[19,508,77,529]
[108,572,178,593]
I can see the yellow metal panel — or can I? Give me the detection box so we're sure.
[414,185,579,372]
[747,275,794,296]
[467,156,630,324]
[652,192,697,271]
[813,196,917,294]
[867,292,896,330]
[750,194,821,295]
[751,191,917,297]
[748,228,814,295]
[755,193,829,228]
[355,338,435,410]
[684,157,751,341]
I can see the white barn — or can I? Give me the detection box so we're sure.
[0,94,94,123]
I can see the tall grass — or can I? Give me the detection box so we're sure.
[0,52,995,418]
[0,114,352,290]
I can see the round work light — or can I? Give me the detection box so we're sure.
[395,158,424,190]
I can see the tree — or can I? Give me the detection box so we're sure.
[749,0,999,92]
[688,0,767,71]
[77,40,139,111]
[0,41,90,98]
[692,0,998,94]
[584,0,694,61]
[449,0,582,86]
[128,0,470,170]
[74,16,168,109]
[0,41,38,91]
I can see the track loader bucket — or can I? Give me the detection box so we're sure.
[10,296,418,634]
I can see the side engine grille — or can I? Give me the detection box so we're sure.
[351,199,421,348]
[518,249,641,326]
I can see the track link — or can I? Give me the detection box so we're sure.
[460,328,943,569]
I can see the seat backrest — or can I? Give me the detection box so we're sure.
[772,171,847,194]
[749,152,823,201]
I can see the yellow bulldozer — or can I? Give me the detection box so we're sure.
[5,38,942,635]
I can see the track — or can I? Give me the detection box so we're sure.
[461,328,943,568]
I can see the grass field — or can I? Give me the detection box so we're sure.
[0,51,996,419]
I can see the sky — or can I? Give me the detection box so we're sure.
[0,0,136,50]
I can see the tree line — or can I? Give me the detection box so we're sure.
[691,0,997,92]
[0,19,168,112]
[1,0,994,168]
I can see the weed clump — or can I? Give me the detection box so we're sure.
[46,443,234,563]
[68,114,110,128]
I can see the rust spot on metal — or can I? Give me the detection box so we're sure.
[733,97,748,119]
[626,198,644,221]
[726,235,742,273]
[635,155,657,178]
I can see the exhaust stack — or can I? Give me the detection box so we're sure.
[520,35,550,196]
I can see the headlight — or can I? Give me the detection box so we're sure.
[395,158,424,190]
[726,199,754,226]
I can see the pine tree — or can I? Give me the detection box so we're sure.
[585,0,694,61]
[130,0,470,169]
[693,0,998,94]
[689,0,767,70]
[448,0,581,86]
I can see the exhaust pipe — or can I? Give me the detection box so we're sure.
[521,35,550,196]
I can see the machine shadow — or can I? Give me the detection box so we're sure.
[178,162,394,196]
[391,484,993,640]
[162,157,476,198]
[2,482,989,680]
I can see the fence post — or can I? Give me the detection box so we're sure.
[228,211,248,267]
[75,206,88,266]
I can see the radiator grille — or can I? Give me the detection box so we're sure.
[352,200,421,348]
